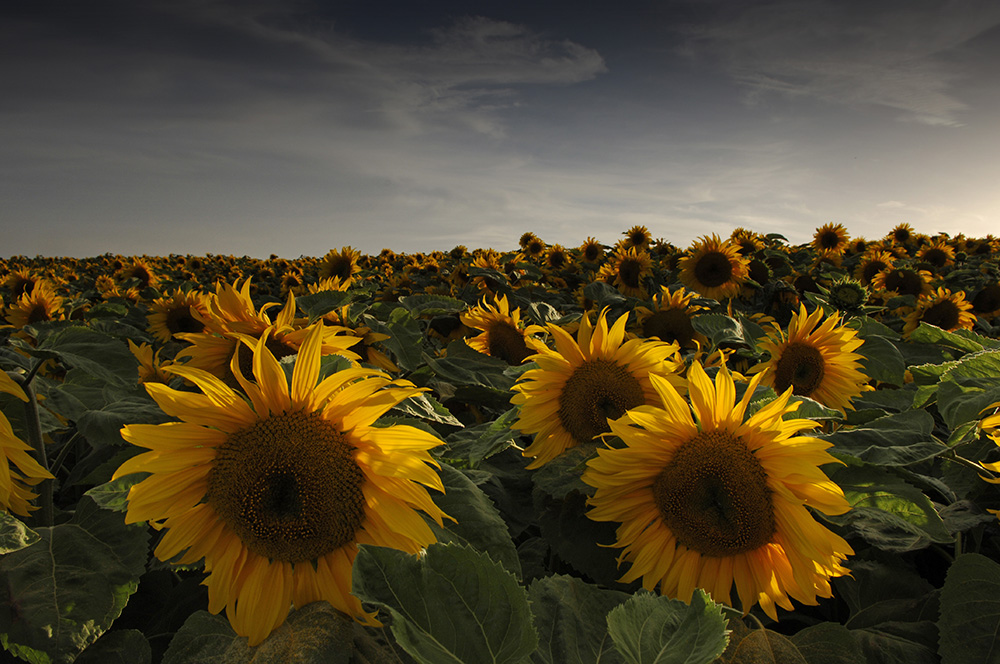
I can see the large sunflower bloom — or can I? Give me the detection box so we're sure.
[634,286,707,349]
[597,245,653,299]
[0,372,54,516]
[461,294,544,366]
[902,287,976,337]
[511,309,683,468]
[678,235,750,301]
[147,289,212,343]
[812,223,850,255]
[5,280,65,328]
[583,363,852,618]
[318,247,362,286]
[752,305,867,413]
[114,324,448,645]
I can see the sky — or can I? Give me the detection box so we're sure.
[3,0,1000,259]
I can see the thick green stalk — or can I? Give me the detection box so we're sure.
[9,371,54,527]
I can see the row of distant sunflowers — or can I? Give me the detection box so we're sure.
[2,222,1000,662]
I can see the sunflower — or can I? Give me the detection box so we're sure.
[752,305,867,413]
[4,268,38,299]
[634,286,707,349]
[622,225,652,250]
[117,258,160,290]
[730,228,764,257]
[972,282,1000,319]
[579,237,604,263]
[597,245,653,299]
[543,244,571,272]
[113,324,449,645]
[853,250,896,286]
[306,276,349,294]
[511,308,683,468]
[812,223,850,255]
[519,232,540,250]
[869,266,933,301]
[887,223,916,248]
[916,241,955,271]
[128,340,174,384]
[147,289,212,343]
[679,235,750,301]
[524,236,547,260]
[460,294,544,366]
[0,372,54,516]
[902,287,976,337]
[5,280,65,328]
[582,363,853,618]
[318,247,362,286]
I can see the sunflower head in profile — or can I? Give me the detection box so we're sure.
[318,247,362,286]
[812,223,850,255]
[460,294,544,366]
[634,286,707,349]
[752,304,868,413]
[5,280,65,329]
[678,235,750,301]
[511,308,683,468]
[597,245,653,299]
[114,324,449,645]
[903,287,976,337]
[583,363,853,618]
[0,372,54,517]
[147,289,212,343]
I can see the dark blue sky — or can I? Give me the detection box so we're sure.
[3,0,999,258]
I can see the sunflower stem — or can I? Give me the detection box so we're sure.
[49,430,81,478]
[943,448,993,477]
[10,372,54,528]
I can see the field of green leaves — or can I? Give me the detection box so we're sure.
[3,224,1000,663]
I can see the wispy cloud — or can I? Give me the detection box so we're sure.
[679,0,1000,126]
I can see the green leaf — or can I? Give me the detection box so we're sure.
[909,323,1000,353]
[430,464,521,579]
[75,630,151,664]
[444,407,519,465]
[791,623,865,664]
[0,511,39,554]
[819,410,945,466]
[583,281,627,308]
[535,489,624,588]
[77,395,173,448]
[716,621,806,664]
[531,444,597,500]
[398,294,469,317]
[352,543,538,664]
[856,335,906,385]
[529,575,630,664]
[936,377,1000,429]
[393,392,463,427]
[295,290,355,319]
[0,496,150,663]
[692,314,748,349]
[824,461,952,551]
[163,602,355,664]
[370,308,426,373]
[853,387,916,413]
[938,553,1000,664]
[32,326,138,385]
[605,589,729,664]
[84,474,148,513]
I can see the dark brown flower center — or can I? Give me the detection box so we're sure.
[617,258,644,288]
[487,321,533,365]
[653,430,775,557]
[973,284,1000,315]
[818,230,842,249]
[773,342,825,397]
[694,252,734,288]
[166,306,205,336]
[642,308,696,348]
[883,269,923,296]
[921,248,949,268]
[860,260,887,284]
[208,410,365,562]
[558,359,645,445]
[921,299,961,330]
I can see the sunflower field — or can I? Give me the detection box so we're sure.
[3,223,1000,664]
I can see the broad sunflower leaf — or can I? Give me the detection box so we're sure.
[368,308,425,373]
[84,474,148,513]
[77,394,173,448]
[529,575,630,664]
[162,603,353,664]
[938,553,1000,664]
[0,496,149,664]
[819,410,945,466]
[715,620,806,664]
[935,377,1000,429]
[398,294,468,317]
[30,326,138,385]
[295,290,355,319]
[443,407,519,465]
[534,488,624,588]
[0,511,39,554]
[941,349,1000,382]
[824,461,952,551]
[76,630,152,664]
[791,622,865,664]
[692,313,747,349]
[393,392,462,427]
[429,463,521,579]
[856,335,906,386]
[909,323,1000,353]
[352,543,538,664]
[605,589,729,664]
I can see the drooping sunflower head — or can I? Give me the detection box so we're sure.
[460,294,543,366]
[812,223,850,255]
[115,323,448,645]
[903,287,976,337]
[583,363,853,618]
[319,247,362,286]
[634,286,707,349]
[0,372,55,517]
[597,245,653,299]
[146,289,212,343]
[753,304,868,414]
[511,308,683,468]
[678,235,750,301]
